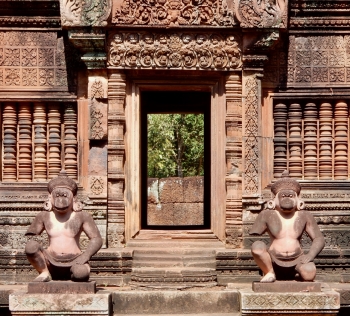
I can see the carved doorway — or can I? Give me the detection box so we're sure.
[140,91,211,229]
[125,78,226,242]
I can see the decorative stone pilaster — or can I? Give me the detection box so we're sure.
[107,71,126,247]
[225,73,243,248]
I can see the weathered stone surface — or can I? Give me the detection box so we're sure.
[147,203,174,226]
[27,281,96,294]
[147,178,159,204]
[112,290,240,314]
[239,288,340,315]
[252,281,321,293]
[183,176,204,203]
[9,291,110,315]
[173,203,204,225]
[159,178,184,203]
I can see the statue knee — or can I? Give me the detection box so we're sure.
[71,264,90,282]
[298,262,316,281]
[251,241,267,256]
[25,240,41,256]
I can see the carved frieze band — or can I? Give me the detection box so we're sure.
[0,32,68,90]
[243,75,259,195]
[108,32,241,70]
[288,35,350,86]
[60,0,111,26]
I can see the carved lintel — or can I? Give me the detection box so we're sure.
[108,32,242,71]
[68,30,106,69]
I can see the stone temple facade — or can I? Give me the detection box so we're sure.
[1,0,350,295]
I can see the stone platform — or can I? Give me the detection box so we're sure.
[252,281,321,293]
[9,290,111,316]
[239,285,340,316]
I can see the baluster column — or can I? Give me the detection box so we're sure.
[63,104,78,180]
[303,103,318,179]
[33,103,47,181]
[319,102,333,179]
[273,103,288,178]
[2,103,17,181]
[288,103,303,178]
[48,103,61,179]
[334,101,348,179]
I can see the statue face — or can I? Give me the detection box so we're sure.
[277,189,298,213]
[51,187,73,214]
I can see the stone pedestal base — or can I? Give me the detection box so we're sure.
[252,281,321,293]
[239,287,340,316]
[28,281,96,294]
[9,291,110,316]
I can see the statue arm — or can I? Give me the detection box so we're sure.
[249,211,267,235]
[304,212,325,261]
[75,212,103,264]
[25,212,45,236]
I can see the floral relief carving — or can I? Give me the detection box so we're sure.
[22,68,38,86]
[112,0,236,26]
[0,69,3,86]
[3,49,20,66]
[108,32,241,70]
[21,49,37,67]
[91,79,104,98]
[90,176,104,195]
[287,35,350,86]
[90,108,104,139]
[39,69,54,86]
[4,68,20,85]
[0,32,68,90]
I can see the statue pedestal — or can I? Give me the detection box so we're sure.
[9,287,110,316]
[27,281,96,294]
[252,281,321,293]
[239,284,340,316]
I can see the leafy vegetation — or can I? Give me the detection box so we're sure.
[147,113,205,178]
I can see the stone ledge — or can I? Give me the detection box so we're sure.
[239,288,340,315]
[27,281,96,294]
[9,291,111,315]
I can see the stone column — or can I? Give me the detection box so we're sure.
[225,73,243,248]
[107,71,126,247]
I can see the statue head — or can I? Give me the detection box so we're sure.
[44,170,83,213]
[267,170,304,213]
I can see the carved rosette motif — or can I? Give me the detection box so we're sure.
[112,0,236,26]
[243,76,259,195]
[0,32,68,90]
[236,0,287,28]
[108,32,241,70]
[61,0,111,26]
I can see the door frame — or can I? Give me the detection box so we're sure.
[125,77,226,242]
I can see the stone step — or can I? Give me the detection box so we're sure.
[112,289,240,315]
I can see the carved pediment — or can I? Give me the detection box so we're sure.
[112,0,287,28]
[108,32,242,70]
[60,0,112,27]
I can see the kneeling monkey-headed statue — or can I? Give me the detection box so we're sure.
[25,170,103,282]
[250,171,325,283]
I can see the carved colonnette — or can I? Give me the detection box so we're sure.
[107,72,126,247]
[225,74,243,249]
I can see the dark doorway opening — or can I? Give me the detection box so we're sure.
[141,91,211,230]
